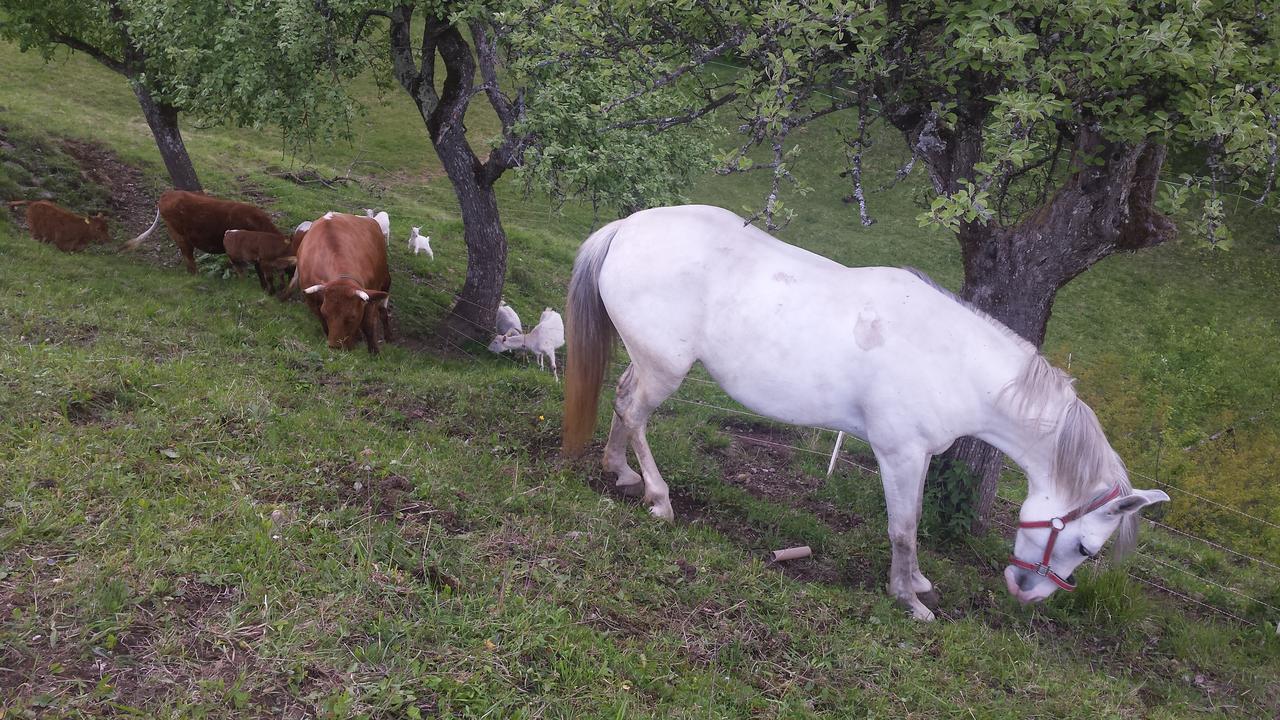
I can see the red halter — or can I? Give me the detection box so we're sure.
[1008,485,1122,591]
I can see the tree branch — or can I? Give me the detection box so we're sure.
[470,21,518,129]
[600,32,744,115]
[603,90,739,132]
[353,9,391,44]
[51,33,129,75]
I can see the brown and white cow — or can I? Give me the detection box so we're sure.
[125,190,279,273]
[13,200,110,252]
[223,229,295,293]
[294,212,392,354]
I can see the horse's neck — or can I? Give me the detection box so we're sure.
[970,361,1074,500]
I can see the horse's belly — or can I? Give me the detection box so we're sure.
[701,355,871,437]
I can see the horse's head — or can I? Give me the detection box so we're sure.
[1005,487,1169,603]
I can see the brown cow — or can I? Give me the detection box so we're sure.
[295,212,392,354]
[125,190,278,273]
[14,200,109,252]
[223,229,295,293]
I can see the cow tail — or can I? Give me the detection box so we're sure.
[561,221,622,458]
[123,208,161,251]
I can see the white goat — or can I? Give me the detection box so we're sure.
[488,301,524,355]
[495,301,521,336]
[363,208,391,243]
[492,308,564,380]
[408,226,433,258]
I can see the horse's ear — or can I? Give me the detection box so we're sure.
[1101,489,1170,517]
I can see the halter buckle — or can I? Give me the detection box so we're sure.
[1035,564,1050,576]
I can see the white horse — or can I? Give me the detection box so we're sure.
[562,205,1169,620]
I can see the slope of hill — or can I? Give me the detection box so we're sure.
[2,41,1277,718]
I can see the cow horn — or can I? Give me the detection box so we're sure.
[303,284,326,294]
[356,290,370,302]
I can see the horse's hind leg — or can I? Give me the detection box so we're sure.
[603,366,644,496]
[613,360,688,522]
[603,412,643,497]
[872,445,935,621]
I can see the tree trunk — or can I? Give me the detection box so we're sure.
[131,81,202,192]
[936,137,1175,535]
[435,134,507,342]
[941,229,1058,533]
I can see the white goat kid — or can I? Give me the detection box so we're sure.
[364,209,391,244]
[496,301,521,336]
[408,226,433,258]
[494,308,565,380]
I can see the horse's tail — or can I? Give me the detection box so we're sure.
[562,221,622,457]
[123,207,162,251]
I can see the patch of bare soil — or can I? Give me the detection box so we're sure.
[716,420,867,533]
[57,138,177,266]
[234,174,278,211]
[0,315,99,348]
[579,436,878,591]
[63,388,121,426]
[264,457,472,537]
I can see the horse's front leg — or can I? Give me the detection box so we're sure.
[873,446,935,621]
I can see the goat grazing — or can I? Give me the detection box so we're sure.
[408,226,432,258]
[364,209,390,243]
[496,301,521,336]
[491,308,564,380]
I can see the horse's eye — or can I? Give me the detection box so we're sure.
[1078,541,1094,558]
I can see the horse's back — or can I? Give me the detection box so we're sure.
[595,205,1027,442]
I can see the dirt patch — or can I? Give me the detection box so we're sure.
[57,138,173,263]
[0,315,99,348]
[580,447,876,591]
[277,458,472,534]
[63,388,120,425]
[234,174,278,211]
[716,421,867,533]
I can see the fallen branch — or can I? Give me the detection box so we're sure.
[266,168,356,188]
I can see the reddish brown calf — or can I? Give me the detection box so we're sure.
[223,229,295,293]
[17,201,109,252]
[126,190,278,273]
[295,213,392,354]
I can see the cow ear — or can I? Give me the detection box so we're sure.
[303,284,326,295]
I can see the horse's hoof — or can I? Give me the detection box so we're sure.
[616,479,644,498]
[892,596,936,622]
[649,503,675,523]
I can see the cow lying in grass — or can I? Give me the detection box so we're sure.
[127,190,279,273]
[11,200,109,252]
[223,229,295,294]
[295,212,392,354]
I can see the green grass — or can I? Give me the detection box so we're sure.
[2,40,1279,718]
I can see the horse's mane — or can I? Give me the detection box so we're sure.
[906,267,1138,556]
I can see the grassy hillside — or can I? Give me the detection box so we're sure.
[2,41,1278,718]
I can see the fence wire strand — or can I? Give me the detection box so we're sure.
[402,268,1275,628]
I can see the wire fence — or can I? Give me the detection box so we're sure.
[661,364,1277,626]
[401,261,1277,630]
